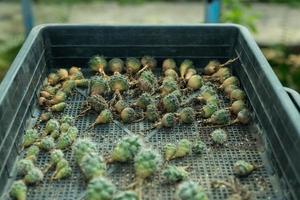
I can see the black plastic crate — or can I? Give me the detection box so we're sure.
[0,24,299,200]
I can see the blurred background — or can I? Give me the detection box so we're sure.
[0,0,300,91]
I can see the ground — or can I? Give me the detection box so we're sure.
[1,2,300,45]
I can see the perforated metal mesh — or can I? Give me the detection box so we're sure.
[10,71,283,200]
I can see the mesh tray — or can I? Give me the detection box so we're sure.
[1,25,299,200]
[6,68,283,200]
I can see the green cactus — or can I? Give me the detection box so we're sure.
[22,129,38,148]
[48,73,60,86]
[164,143,177,161]
[229,100,246,115]
[109,73,129,93]
[56,127,78,149]
[120,107,136,123]
[138,70,157,92]
[111,135,142,162]
[234,109,251,125]
[179,107,195,124]
[50,149,64,164]
[126,57,141,74]
[164,69,178,81]
[90,76,110,96]
[230,89,246,101]
[162,165,189,183]
[114,100,128,113]
[203,60,220,75]
[141,55,157,70]
[38,136,55,151]
[200,103,218,118]
[89,55,108,75]
[60,115,74,125]
[187,75,203,91]
[211,129,228,145]
[16,159,34,176]
[160,79,178,97]
[233,160,255,177]
[52,158,72,180]
[192,141,206,154]
[160,113,177,128]
[109,58,124,74]
[162,58,177,71]
[24,167,44,184]
[9,180,27,200]
[207,109,231,125]
[61,80,76,95]
[145,104,159,122]
[173,139,192,159]
[73,138,97,163]
[163,93,180,112]
[52,165,72,180]
[94,109,113,125]
[45,119,60,135]
[134,149,162,179]
[136,93,154,110]
[220,76,240,89]
[176,181,208,200]
[25,145,40,162]
[79,152,106,180]
[87,94,109,113]
[60,123,70,133]
[86,177,116,200]
[179,59,193,78]
[50,130,60,139]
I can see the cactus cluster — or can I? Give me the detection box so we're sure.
[11,56,255,200]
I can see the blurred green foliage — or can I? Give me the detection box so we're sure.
[263,46,300,92]
[0,39,23,81]
[221,0,259,33]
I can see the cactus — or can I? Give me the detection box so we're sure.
[145,104,159,122]
[179,59,193,78]
[89,55,108,76]
[90,76,110,96]
[126,57,141,74]
[192,140,206,154]
[73,138,97,163]
[109,58,124,74]
[79,152,106,180]
[173,139,192,159]
[176,181,208,200]
[187,75,203,90]
[134,149,162,180]
[86,177,116,200]
[22,129,38,148]
[110,135,142,163]
[233,160,255,177]
[162,165,188,183]
[9,180,27,200]
[163,93,180,113]
[24,167,44,184]
[207,109,231,125]
[136,93,154,110]
[178,107,195,124]
[162,58,177,71]
[211,129,228,145]
[120,107,136,123]
[16,159,35,176]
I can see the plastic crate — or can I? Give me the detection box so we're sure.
[0,24,299,199]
